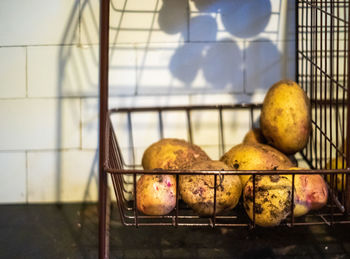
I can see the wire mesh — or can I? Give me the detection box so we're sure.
[296,0,350,210]
[105,104,350,227]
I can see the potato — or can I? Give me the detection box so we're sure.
[326,158,347,191]
[285,168,328,216]
[243,128,266,144]
[220,143,293,186]
[243,175,292,227]
[142,138,210,170]
[243,128,298,167]
[261,80,311,154]
[179,161,242,216]
[136,174,176,215]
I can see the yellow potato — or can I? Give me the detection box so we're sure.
[243,175,292,227]
[326,157,347,191]
[142,138,210,170]
[261,80,311,154]
[136,175,176,215]
[179,161,242,216]
[243,128,298,167]
[220,143,293,186]
[243,128,266,144]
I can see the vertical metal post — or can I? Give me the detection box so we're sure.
[99,0,110,258]
[346,3,350,214]
[295,0,299,84]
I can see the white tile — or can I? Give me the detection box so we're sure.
[28,45,136,98]
[222,109,251,149]
[189,14,219,42]
[0,0,79,46]
[191,110,219,146]
[246,40,295,94]
[0,99,80,150]
[0,152,26,203]
[27,150,98,203]
[80,0,100,45]
[82,98,99,150]
[81,96,190,149]
[0,47,26,98]
[28,45,98,97]
[109,45,137,96]
[136,42,243,94]
[200,41,244,92]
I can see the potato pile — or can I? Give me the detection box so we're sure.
[135,79,332,227]
[137,138,209,215]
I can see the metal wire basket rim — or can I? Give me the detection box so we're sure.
[105,168,350,175]
[108,99,347,114]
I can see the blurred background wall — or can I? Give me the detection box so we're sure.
[0,0,295,203]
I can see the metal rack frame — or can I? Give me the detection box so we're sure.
[98,0,350,258]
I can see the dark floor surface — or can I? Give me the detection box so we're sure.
[1,203,350,259]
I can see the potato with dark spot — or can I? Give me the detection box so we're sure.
[179,161,242,216]
[243,128,266,144]
[142,138,210,170]
[261,80,311,154]
[243,175,292,227]
[220,143,293,186]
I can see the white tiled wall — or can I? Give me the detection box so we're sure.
[0,0,296,203]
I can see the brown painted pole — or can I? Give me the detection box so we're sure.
[346,4,350,214]
[99,0,110,258]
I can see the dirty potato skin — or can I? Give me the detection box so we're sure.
[179,161,242,216]
[220,143,293,186]
[142,138,210,170]
[243,128,266,144]
[136,175,176,215]
[261,80,311,155]
[286,168,328,215]
[243,175,292,227]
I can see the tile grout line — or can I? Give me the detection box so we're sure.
[25,47,28,98]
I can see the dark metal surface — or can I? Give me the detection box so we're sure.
[98,0,110,258]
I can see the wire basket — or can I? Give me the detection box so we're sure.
[104,104,350,228]
[98,0,350,257]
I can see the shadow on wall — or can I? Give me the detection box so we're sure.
[124,0,294,96]
[56,0,99,205]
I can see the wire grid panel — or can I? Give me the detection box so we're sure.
[105,105,350,227]
[297,0,349,168]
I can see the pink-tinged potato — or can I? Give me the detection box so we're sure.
[287,168,328,216]
[136,175,176,215]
